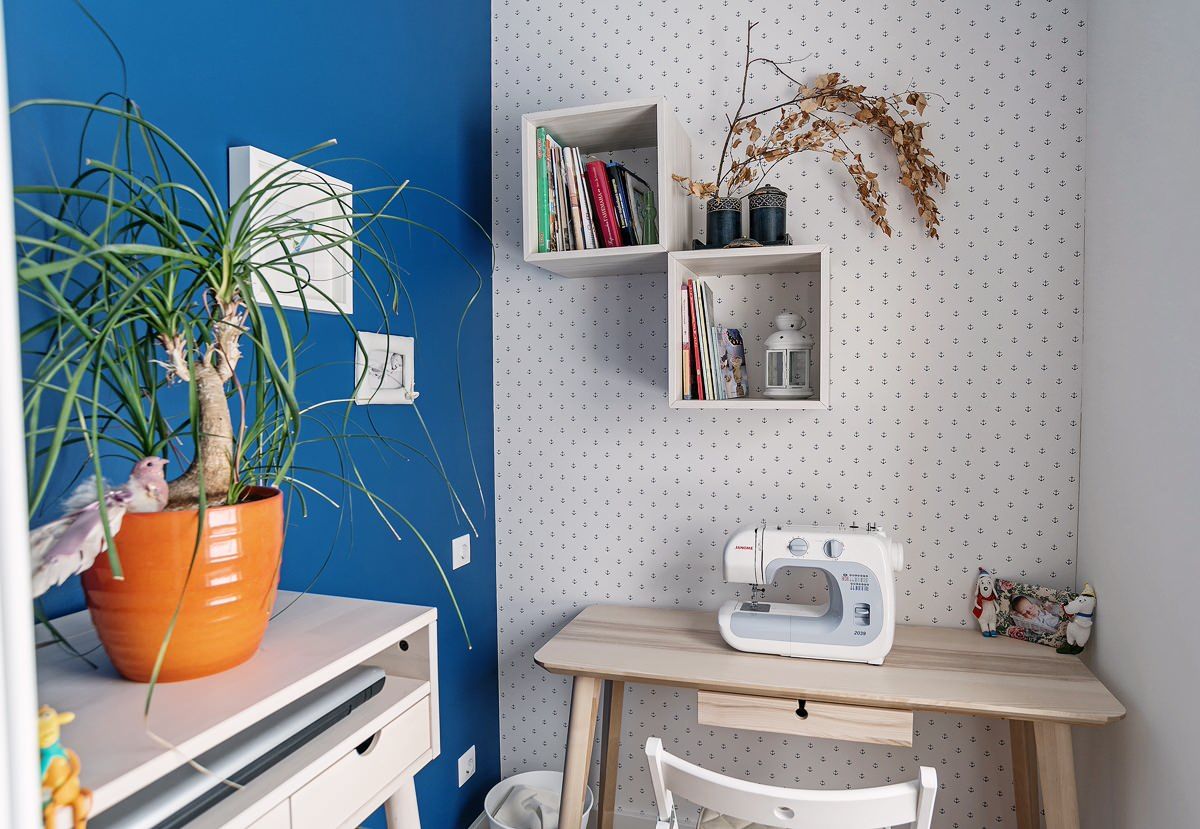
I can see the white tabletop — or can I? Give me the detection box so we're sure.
[36,591,435,816]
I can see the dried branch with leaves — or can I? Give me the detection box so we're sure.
[674,21,949,238]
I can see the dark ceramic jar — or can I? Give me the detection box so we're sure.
[705,196,743,248]
[748,184,788,245]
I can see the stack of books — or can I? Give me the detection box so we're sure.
[536,128,658,253]
[681,279,748,401]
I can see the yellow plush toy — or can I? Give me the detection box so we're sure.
[39,705,91,829]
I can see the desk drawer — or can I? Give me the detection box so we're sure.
[290,696,431,829]
[697,690,913,747]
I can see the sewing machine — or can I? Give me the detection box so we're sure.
[717,522,905,665]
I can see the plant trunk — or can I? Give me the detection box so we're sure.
[168,364,234,507]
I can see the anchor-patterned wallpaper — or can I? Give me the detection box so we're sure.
[491,1,1087,825]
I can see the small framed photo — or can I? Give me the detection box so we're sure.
[353,332,417,405]
[228,145,354,315]
[993,578,1080,649]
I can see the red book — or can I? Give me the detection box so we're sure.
[687,279,704,399]
[586,160,622,248]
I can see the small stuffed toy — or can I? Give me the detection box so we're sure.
[972,568,998,637]
[39,705,91,829]
[1057,583,1096,654]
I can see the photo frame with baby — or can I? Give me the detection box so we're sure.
[993,578,1081,649]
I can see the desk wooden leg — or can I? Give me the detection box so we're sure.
[561,676,603,829]
[384,776,420,829]
[1009,719,1040,829]
[1033,721,1079,829]
[598,680,626,829]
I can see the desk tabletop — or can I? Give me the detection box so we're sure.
[534,605,1125,726]
[36,591,435,816]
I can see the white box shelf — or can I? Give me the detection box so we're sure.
[667,245,831,410]
[521,98,691,278]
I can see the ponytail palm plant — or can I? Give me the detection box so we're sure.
[16,95,488,641]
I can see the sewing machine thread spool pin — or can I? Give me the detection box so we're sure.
[795,700,809,720]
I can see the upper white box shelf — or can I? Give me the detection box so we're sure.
[521,98,692,278]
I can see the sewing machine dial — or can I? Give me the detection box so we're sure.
[787,538,809,556]
[824,539,844,559]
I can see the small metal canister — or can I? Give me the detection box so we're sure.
[705,196,743,248]
[748,184,788,245]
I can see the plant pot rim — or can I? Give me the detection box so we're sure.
[140,485,282,518]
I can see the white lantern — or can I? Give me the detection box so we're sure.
[763,312,814,399]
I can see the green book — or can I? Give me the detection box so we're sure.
[536,127,549,253]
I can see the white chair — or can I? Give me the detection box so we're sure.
[645,738,936,829]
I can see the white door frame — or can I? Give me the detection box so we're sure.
[0,2,42,825]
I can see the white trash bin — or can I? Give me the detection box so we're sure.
[484,770,594,829]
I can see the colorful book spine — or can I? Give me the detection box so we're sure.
[606,163,634,245]
[574,149,598,249]
[564,149,585,250]
[586,160,622,248]
[536,127,549,252]
[703,284,721,399]
[622,168,644,246]
[554,143,569,250]
[547,134,561,251]
[710,323,726,400]
[687,280,704,400]
[681,283,693,400]
[695,280,713,399]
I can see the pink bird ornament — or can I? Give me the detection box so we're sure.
[29,457,169,598]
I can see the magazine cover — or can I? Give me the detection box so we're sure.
[720,327,748,398]
[993,578,1080,648]
[624,171,658,245]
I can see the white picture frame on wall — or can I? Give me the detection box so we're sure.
[353,331,417,405]
[228,145,354,315]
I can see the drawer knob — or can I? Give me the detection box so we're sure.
[795,700,809,720]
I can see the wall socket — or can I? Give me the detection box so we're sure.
[452,534,471,569]
[458,744,476,787]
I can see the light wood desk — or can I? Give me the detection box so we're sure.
[37,592,439,829]
[534,605,1124,829]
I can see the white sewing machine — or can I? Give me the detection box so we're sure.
[718,522,905,665]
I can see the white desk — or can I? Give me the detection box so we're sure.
[36,591,439,829]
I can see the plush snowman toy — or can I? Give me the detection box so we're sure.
[972,568,999,637]
[1058,583,1096,654]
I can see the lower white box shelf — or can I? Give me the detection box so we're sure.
[667,245,831,411]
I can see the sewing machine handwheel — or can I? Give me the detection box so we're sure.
[795,700,809,720]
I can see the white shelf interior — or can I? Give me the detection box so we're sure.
[667,246,831,410]
[521,98,691,278]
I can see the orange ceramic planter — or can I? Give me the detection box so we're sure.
[82,486,283,683]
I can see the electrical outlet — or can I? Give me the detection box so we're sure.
[452,534,471,569]
[458,744,476,787]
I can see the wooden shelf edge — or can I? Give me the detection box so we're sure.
[668,398,830,411]
[669,243,829,261]
[521,96,665,126]
[524,244,670,278]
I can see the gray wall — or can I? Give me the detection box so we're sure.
[493,2,1089,824]
[1076,0,1200,825]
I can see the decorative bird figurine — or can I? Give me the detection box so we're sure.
[29,457,169,598]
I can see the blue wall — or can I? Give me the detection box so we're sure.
[5,2,497,827]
